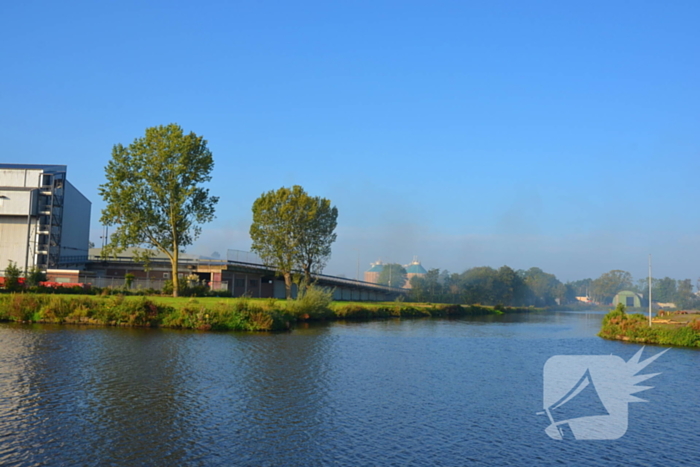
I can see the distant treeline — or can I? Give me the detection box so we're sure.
[408,267,700,309]
[568,272,700,309]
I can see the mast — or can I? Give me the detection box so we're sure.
[648,254,652,326]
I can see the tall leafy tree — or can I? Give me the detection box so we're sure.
[409,275,428,301]
[653,277,678,303]
[676,279,698,309]
[99,124,218,297]
[521,267,562,306]
[591,270,633,304]
[495,265,526,306]
[296,195,338,285]
[377,263,407,288]
[250,185,338,298]
[461,266,498,304]
[567,278,593,298]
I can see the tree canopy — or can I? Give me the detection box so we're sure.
[250,185,338,298]
[99,123,218,296]
[591,270,633,304]
[376,263,407,288]
[407,264,700,310]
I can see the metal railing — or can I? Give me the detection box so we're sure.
[86,277,229,291]
[227,249,263,265]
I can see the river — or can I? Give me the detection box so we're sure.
[0,311,698,466]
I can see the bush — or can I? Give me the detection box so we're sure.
[4,261,23,292]
[599,304,700,347]
[286,285,334,320]
[160,298,290,331]
[0,294,39,321]
[332,304,390,320]
[39,296,73,322]
[26,266,47,287]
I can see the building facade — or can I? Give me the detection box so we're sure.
[613,290,642,308]
[363,258,427,288]
[0,164,91,272]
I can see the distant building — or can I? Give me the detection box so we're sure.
[613,290,642,308]
[363,258,427,288]
[61,248,406,301]
[405,259,427,287]
[0,164,90,272]
[364,260,385,284]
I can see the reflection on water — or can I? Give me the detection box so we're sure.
[0,312,698,466]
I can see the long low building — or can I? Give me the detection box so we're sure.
[56,249,408,301]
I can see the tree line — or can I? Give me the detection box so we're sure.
[409,266,700,308]
[567,271,700,309]
[408,266,571,306]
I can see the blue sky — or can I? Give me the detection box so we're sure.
[2,1,699,283]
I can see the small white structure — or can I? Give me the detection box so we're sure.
[0,164,91,272]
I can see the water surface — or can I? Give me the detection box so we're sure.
[0,311,698,466]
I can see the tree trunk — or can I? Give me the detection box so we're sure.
[284,272,292,299]
[303,265,312,290]
[172,249,179,297]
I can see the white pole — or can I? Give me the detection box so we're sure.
[648,254,652,326]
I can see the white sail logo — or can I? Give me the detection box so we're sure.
[540,347,668,440]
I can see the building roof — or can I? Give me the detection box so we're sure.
[405,261,427,274]
[366,261,384,273]
[0,164,67,173]
[615,290,641,297]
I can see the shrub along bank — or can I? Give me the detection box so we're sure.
[0,290,534,333]
[0,294,290,332]
[598,304,700,347]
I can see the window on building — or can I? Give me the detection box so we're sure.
[249,279,258,288]
[235,279,245,288]
[163,272,170,279]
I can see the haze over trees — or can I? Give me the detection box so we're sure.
[409,265,572,306]
[250,185,338,299]
[376,263,407,288]
[408,265,698,309]
[635,277,700,309]
[590,270,633,304]
[99,124,219,297]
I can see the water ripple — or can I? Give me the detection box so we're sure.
[0,314,698,465]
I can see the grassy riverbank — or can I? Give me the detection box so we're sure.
[0,293,533,332]
[598,304,700,347]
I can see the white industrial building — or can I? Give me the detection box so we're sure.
[0,164,91,272]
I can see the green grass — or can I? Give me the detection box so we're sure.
[0,294,290,332]
[0,292,535,332]
[598,305,700,347]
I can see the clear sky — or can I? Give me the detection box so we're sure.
[2,1,699,283]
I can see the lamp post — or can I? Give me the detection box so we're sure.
[648,255,652,327]
[352,248,360,281]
